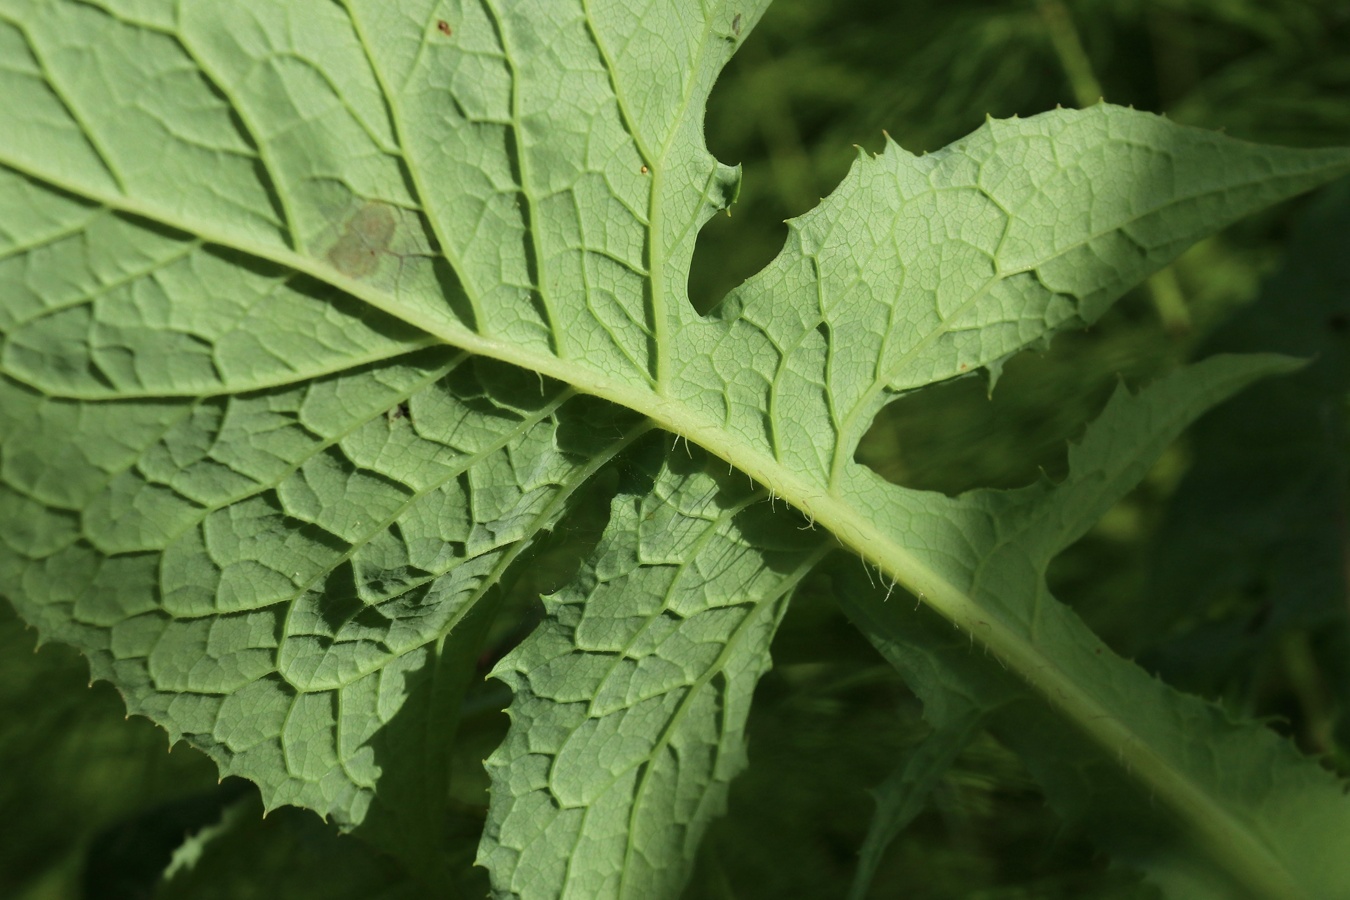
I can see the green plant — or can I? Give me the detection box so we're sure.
[2,1,1349,898]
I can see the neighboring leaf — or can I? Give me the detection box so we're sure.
[0,605,221,900]
[155,799,426,900]
[80,779,254,900]
[4,3,1350,899]
[478,440,830,899]
[846,708,984,900]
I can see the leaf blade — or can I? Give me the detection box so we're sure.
[479,442,829,899]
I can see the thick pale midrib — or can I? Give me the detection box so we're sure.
[4,159,1303,897]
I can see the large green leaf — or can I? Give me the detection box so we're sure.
[3,1,1350,897]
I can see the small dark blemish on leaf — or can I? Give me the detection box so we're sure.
[437,20,452,36]
[732,13,742,36]
[326,203,396,279]
[387,402,411,422]
[640,165,649,174]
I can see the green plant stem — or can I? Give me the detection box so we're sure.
[1279,629,1339,758]
[1146,264,1194,335]
[1037,0,1103,108]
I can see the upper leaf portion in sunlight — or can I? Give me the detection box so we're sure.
[674,108,1350,494]
[0,0,756,395]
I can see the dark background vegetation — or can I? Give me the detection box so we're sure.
[4,1,1349,897]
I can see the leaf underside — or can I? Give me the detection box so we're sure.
[2,2,1350,898]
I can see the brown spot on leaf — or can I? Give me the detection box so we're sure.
[326,203,396,279]
[437,20,452,36]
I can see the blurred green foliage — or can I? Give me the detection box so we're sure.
[4,1,1348,897]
